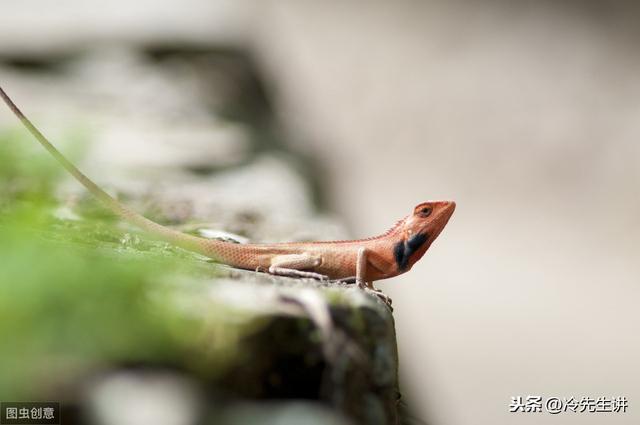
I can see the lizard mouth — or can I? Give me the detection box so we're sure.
[442,201,456,221]
[429,201,456,238]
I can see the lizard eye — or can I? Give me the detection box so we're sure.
[419,207,432,217]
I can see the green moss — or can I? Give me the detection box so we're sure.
[322,288,349,306]
[0,214,183,397]
[348,308,367,335]
[0,131,235,399]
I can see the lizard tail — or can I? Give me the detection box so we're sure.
[0,86,209,256]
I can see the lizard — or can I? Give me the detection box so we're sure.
[0,86,455,303]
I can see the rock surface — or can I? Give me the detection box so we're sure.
[0,46,400,425]
[80,269,400,425]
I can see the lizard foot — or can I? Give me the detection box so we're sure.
[354,279,393,310]
[355,278,368,291]
[367,287,393,310]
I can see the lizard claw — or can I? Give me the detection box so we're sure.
[372,289,393,311]
[353,279,393,310]
[366,287,393,310]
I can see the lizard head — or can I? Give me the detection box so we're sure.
[408,200,456,239]
[393,201,456,272]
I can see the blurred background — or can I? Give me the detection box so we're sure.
[1,1,639,424]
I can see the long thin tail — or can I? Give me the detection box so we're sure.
[0,86,209,255]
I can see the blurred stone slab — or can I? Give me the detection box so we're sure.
[0,48,253,170]
[1,45,348,241]
[0,0,255,54]
[194,271,399,424]
[80,273,399,425]
[0,36,399,425]
[86,368,352,425]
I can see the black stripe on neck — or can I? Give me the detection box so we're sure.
[393,232,429,271]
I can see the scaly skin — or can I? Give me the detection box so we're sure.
[0,86,455,287]
[197,200,455,282]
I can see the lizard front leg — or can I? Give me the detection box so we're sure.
[268,253,328,280]
[356,247,392,308]
[355,247,369,290]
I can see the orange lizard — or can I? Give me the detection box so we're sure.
[0,86,455,301]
